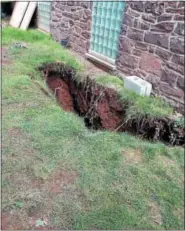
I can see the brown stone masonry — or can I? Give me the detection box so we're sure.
[51,1,92,54]
[50,1,184,113]
[116,1,184,113]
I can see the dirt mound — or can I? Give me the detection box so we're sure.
[39,62,184,146]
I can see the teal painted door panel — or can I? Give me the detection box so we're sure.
[37,2,51,33]
[91,1,125,60]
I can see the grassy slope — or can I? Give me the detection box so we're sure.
[96,75,173,119]
[2,27,184,230]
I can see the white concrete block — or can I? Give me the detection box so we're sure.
[123,76,152,96]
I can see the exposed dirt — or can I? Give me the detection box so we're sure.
[122,149,142,164]
[42,63,125,130]
[1,212,31,230]
[68,49,109,78]
[1,212,55,230]
[39,62,185,146]
[45,169,78,194]
[1,213,14,230]
[47,75,75,112]
[7,127,24,137]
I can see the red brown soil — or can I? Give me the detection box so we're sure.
[47,74,125,130]
[45,170,78,194]
[30,169,78,194]
[47,75,74,112]
[1,211,55,230]
[1,212,25,230]
[96,90,124,129]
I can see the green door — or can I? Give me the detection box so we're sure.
[37,2,51,33]
[90,1,125,63]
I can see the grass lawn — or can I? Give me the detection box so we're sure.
[2,27,184,230]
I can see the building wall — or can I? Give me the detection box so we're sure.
[51,1,92,54]
[50,1,184,113]
[116,1,184,112]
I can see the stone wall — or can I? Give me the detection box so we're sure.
[51,1,92,54]
[50,1,184,113]
[116,1,184,113]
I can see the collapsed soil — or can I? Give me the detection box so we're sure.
[39,62,184,146]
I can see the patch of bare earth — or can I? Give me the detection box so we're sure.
[121,149,143,164]
[1,211,55,230]
[2,169,78,230]
[68,49,108,78]
[7,127,24,137]
[148,201,163,226]
[1,212,23,230]
[29,169,82,229]
[44,169,78,194]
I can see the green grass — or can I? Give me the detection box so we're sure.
[2,27,83,72]
[2,27,51,45]
[95,74,173,119]
[118,89,173,119]
[2,27,184,230]
[96,74,124,89]
[3,27,174,119]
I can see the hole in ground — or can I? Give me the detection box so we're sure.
[39,62,185,146]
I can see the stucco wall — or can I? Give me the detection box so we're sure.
[50,1,184,113]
